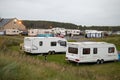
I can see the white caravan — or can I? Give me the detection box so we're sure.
[24,37,67,54]
[66,29,80,36]
[52,27,66,36]
[66,42,118,64]
[5,29,20,35]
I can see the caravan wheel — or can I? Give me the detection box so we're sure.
[96,60,101,64]
[101,59,104,64]
[51,51,55,54]
[48,51,52,55]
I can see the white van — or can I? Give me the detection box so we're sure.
[24,37,67,54]
[66,42,118,64]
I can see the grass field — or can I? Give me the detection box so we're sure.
[0,36,120,80]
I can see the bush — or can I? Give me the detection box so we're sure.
[0,37,20,52]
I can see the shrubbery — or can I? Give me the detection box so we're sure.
[0,38,20,52]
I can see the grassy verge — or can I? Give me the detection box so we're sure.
[0,36,120,80]
[1,52,120,80]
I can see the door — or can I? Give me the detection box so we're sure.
[80,48,92,62]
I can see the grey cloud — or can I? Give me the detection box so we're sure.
[0,0,120,26]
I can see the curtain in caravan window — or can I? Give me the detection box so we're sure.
[39,41,43,46]
[83,48,90,54]
[58,40,67,46]
[108,47,115,53]
[93,48,97,54]
[68,47,78,54]
[51,42,57,46]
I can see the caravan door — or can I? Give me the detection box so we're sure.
[80,48,93,63]
[24,38,33,53]
[30,38,39,53]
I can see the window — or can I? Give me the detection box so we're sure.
[93,48,97,54]
[108,47,115,53]
[39,41,43,46]
[14,22,16,24]
[83,48,90,55]
[68,47,78,54]
[51,42,57,46]
[13,31,16,33]
[58,40,67,46]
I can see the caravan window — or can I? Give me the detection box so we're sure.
[58,40,67,46]
[83,48,90,55]
[60,41,67,46]
[39,41,43,46]
[68,47,78,54]
[51,42,57,46]
[93,48,97,54]
[108,47,115,53]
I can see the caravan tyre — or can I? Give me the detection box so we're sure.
[48,51,52,55]
[51,51,55,54]
[96,60,100,64]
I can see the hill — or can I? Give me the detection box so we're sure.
[22,20,79,29]
[22,20,120,31]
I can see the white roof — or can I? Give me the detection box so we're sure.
[25,37,66,40]
[85,30,103,33]
[68,42,113,45]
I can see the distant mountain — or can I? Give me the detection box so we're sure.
[22,20,120,31]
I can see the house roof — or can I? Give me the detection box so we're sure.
[0,18,14,27]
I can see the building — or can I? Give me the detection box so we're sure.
[0,18,26,31]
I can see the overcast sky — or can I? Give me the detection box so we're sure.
[0,0,120,26]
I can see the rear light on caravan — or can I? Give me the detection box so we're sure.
[75,59,80,62]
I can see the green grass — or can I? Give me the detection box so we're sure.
[1,52,120,80]
[0,36,120,80]
[36,54,66,65]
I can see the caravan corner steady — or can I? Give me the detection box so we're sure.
[66,42,118,64]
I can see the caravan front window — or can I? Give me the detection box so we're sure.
[58,40,67,46]
[83,48,90,55]
[68,47,78,54]
[108,47,115,53]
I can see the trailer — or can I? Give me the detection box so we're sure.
[24,37,67,54]
[66,42,118,64]
[5,29,20,35]
[66,29,80,36]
